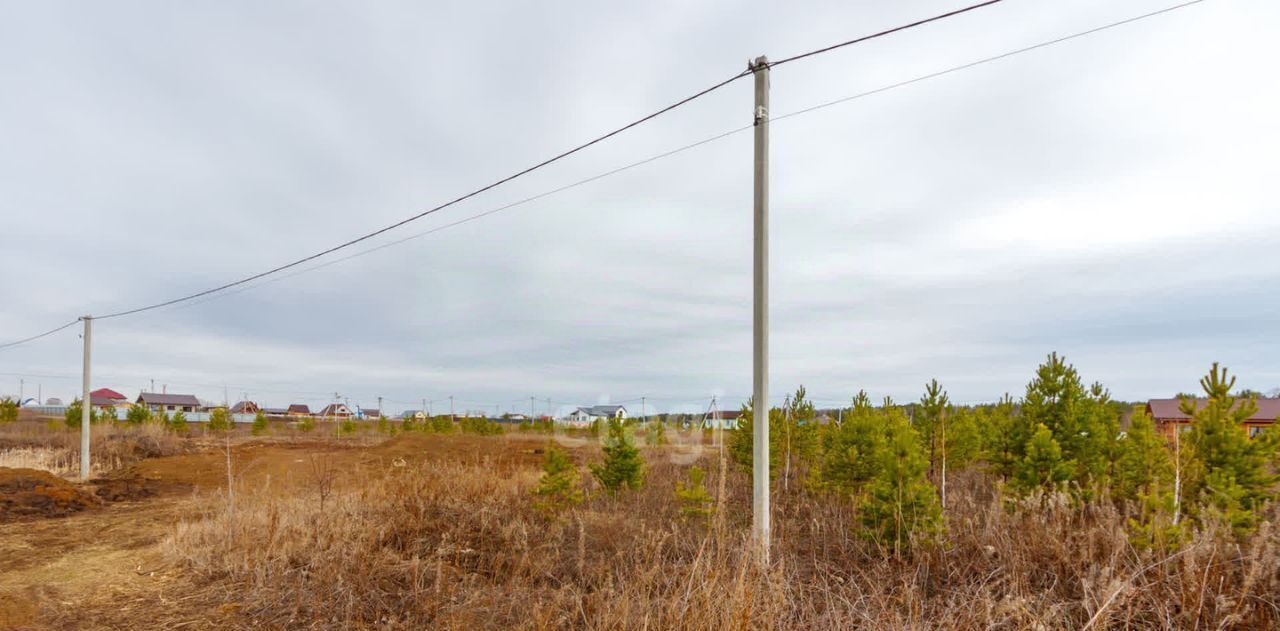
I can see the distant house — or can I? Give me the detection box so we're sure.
[137,392,201,414]
[1147,398,1280,439]
[45,397,63,406]
[359,407,382,420]
[90,388,131,410]
[704,408,742,429]
[230,401,260,415]
[287,404,312,417]
[566,404,628,425]
[401,410,427,420]
[318,403,353,418]
[261,407,289,416]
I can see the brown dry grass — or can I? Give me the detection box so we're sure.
[160,435,1280,630]
[0,418,189,477]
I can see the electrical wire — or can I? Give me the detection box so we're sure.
[0,319,81,351]
[0,0,1203,349]
[132,0,1210,318]
[767,0,1003,68]
[81,1,998,322]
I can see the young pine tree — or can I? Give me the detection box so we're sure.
[0,397,17,424]
[1114,407,1181,548]
[727,399,784,475]
[983,394,1021,479]
[532,442,583,515]
[1182,362,1280,536]
[208,407,233,432]
[251,411,270,436]
[916,379,949,484]
[675,465,715,522]
[1018,353,1120,497]
[591,418,645,494]
[816,391,882,495]
[168,411,189,433]
[1011,423,1073,499]
[64,398,100,429]
[859,407,941,555]
[126,404,152,425]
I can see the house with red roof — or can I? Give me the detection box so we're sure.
[90,387,131,410]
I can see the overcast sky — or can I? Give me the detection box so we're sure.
[1,0,1277,415]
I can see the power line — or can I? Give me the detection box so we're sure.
[772,0,1209,124]
[0,0,1202,348]
[767,0,1003,68]
[131,0,1209,317]
[0,319,80,351]
[78,1,999,322]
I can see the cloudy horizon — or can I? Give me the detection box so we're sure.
[2,0,1277,415]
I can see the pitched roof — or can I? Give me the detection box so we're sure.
[1147,398,1280,423]
[261,407,288,415]
[230,401,259,414]
[318,403,351,415]
[90,395,122,407]
[577,404,626,416]
[137,392,202,407]
[90,388,127,401]
[287,404,311,414]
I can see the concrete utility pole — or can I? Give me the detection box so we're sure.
[80,316,92,480]
[750,55,771,562]
[641,396,646,422]
[377,396,383,418]
[449,395,455,423]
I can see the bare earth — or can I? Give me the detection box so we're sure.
[0,434,549,630]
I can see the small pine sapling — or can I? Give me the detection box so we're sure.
[591,418,645,494]
[208,407,233,432]
[675,465,715,522]
[251,411,270,436]
[533,443,583,515]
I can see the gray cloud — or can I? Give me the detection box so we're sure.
[2,0,1277,413]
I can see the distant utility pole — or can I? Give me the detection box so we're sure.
[449,395,455,423]
[750,55,771,562]
[150,378,155,392]
[641,396,646,422]
[422,398,426,418]
[378,396,383,417]
[80,316,92,480]
[530,396,535,419]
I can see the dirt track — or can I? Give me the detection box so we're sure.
[0,433,552,630]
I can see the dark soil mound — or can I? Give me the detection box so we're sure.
[0,467,101,521]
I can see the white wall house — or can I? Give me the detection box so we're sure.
[564,404,627,426]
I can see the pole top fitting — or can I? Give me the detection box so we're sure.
[749,55,770,71]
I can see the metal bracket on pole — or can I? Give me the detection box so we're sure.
[750,55,771,563]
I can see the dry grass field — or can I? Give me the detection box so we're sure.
[1,417,1278,630]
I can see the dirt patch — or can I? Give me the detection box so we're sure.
[88,474,186,502]
[0,467,101,522]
